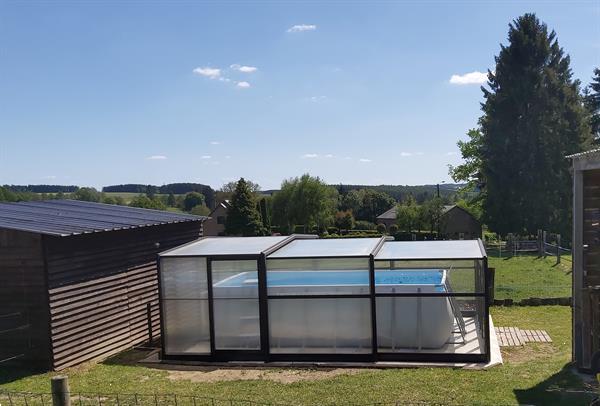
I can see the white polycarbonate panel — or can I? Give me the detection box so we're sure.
[267,238,380,258]
[266,258,370,295]
[211,260,261,350]
[163,299,210,354]
[375,240,485,260]
[160,257,208,299]
[162,236,288,257]
[213,298,260,350]
[269,298,372,353]
[376,297,454,350]
[211,260,258,286]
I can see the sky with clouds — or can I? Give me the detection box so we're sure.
[1,1,598,189]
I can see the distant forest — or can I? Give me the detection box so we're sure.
[3,182,462,207]
[265,183,462,203]
[3,184,79,193]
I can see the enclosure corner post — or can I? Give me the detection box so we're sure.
[51,375,70,406]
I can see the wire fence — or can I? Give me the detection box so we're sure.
[0,390,520,406]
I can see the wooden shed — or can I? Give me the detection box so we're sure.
[569,149,600,372]
[0,200,206,371]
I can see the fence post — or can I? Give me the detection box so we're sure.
[488,267,496,303]
[51,376,70,406]
[556,234,561,264]
[538,229,543,257]
[543,231,547,258]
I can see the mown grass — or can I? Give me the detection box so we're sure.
[0,307,594,405]
[489,254,572,301]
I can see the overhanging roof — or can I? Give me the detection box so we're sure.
[0,199,207,237]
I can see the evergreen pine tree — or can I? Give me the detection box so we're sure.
[225,178,266,236]
[466,13,591,237]
[584,68,600,141]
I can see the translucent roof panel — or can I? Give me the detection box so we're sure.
[375,240,485,260]
[267,238,381,258]
[161,236,289,257]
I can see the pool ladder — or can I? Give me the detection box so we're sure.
[444,268,467,344]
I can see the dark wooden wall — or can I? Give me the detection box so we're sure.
[0,229,51,369]
[43,222,202,370]
[580,169,600,369]
[442,208,482,239]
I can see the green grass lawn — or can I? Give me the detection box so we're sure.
[0,306,595,405]
[489,254,572,301]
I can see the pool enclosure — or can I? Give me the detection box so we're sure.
[158,235,490,363]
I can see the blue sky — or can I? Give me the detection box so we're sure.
[1,1,599,190]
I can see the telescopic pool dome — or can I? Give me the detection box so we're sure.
[158,235,489,364]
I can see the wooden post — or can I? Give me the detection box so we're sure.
[557,234,561,264]
[488,267,496,303]
[147,302,153,344]
[51,376,70,406]
[543,231,547,258]
[538,229,543,257]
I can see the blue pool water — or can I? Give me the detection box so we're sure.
[216,270,444,287]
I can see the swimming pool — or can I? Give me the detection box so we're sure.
[216,269,445,287]
[213,269,454,351]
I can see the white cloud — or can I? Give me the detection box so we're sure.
[301,153,318,159]
[415,152,424,156]
[449,71,487,85]
[225,155,231,159]
[218,77,231,82]
[287,24,317,33]
[344,156,352,160]
[446,151,458,156]
[306,95,327,103]
[42,175,57,180]
[400,152,412,157]
[236,81,251,88]
[193,67,221,79]
[324,154,334,158]
[210,141,221,145]
[146,155,167,160]
[359,158,372,163]
[230,64,258,73]
[201,155,212,159]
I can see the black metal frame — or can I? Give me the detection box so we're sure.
[158,236,491,364]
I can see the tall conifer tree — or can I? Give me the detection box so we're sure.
[225,178,266,236]
[453,13,592,237]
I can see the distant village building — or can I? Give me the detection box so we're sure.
[203,199,231,236]
[375,206,397,230]
[440,205,482,240]
[376,204,481,240]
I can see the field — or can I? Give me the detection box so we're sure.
[489,254,572,301]
[0,306,596,405]
[102,192,178,204]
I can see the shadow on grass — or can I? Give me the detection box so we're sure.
[514,363,597,406]
[102,347,156,367]
[0,361,47,385]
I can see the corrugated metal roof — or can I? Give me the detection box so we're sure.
[566,148,600,159]
[0,199,207,237]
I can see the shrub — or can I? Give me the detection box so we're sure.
[389,224,399,234]
[354,220,376,230]
[376,223,387,233]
